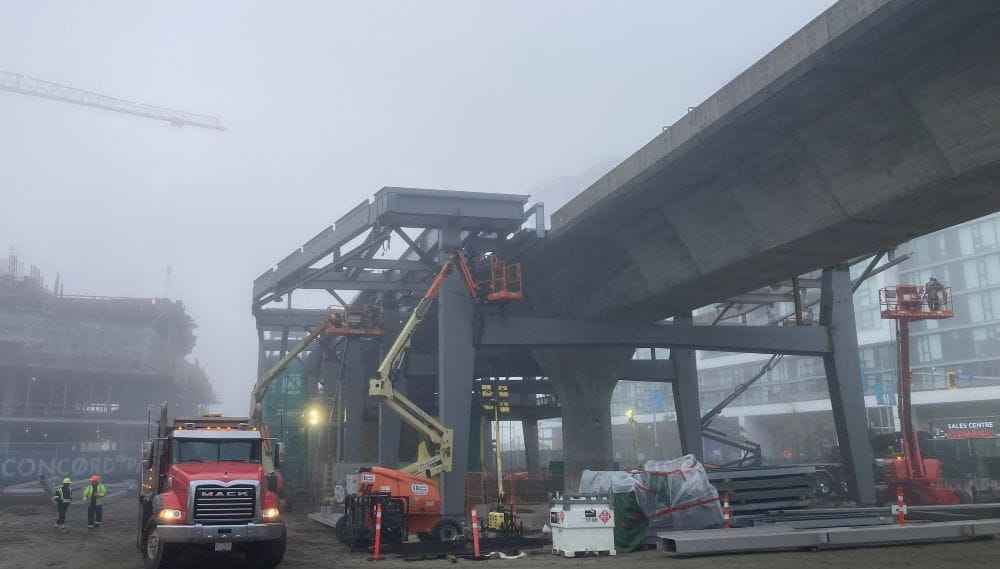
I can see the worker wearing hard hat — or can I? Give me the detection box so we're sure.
[83,475,108,530]
[52,477,73,533]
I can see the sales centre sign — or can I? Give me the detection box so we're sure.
[945,419,997,439]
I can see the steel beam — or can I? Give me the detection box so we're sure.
[820,264,875,505]
[254,309,328,329]
[726,292,796,305]
[375,187,529,232]
[408,352,672,384]
[298,270,430,292]
[339,258,434,272]
[621,359,676,382]
[477,317,831,355]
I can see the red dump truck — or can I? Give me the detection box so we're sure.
[137,407,286,569]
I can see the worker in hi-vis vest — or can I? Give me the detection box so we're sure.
[52,477,73,533]
[83,475,108,530]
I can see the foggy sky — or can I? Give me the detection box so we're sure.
[0,1,835,414]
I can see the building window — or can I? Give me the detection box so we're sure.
[916,334,943,363]
[796,358,823,378]
[858,308,879,330]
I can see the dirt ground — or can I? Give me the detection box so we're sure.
[3,496,1000,569]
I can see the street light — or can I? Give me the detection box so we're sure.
[307,406,322,427]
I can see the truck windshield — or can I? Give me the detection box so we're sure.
[171,439,262,463]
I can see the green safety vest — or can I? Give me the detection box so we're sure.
[52,486,72,505]
[83,484,107,506]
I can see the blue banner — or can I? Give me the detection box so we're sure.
[0,449,140,483]
[874,377,885,405]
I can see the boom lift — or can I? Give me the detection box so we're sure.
[248,305,384,479]
[879,283,961,505]
[338,248,524,546]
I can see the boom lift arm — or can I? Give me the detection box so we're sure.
[249,306,384,425]
[368,250,482,479]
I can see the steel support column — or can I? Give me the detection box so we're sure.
[256,327,267,379]
[343,339,376,463]
[437,270,476,516]
[820,264,875,505]
[378,306,406,468]
[522,418,540,470]
[671,312,704,461]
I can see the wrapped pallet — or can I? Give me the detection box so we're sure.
[580,455,723,551]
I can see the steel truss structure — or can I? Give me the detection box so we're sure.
[253,187,891,511]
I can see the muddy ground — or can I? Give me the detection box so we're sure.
[2,496,1000,569]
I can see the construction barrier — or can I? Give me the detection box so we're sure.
[722,493,732,529]
[471,508,481,557]
[373,503,383,560]
[892,488,907,525]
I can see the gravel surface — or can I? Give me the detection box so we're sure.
[2,497,999,569]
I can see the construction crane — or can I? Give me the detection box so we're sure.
[0,69,225,130]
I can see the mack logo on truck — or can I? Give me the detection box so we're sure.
[199,489,251,498]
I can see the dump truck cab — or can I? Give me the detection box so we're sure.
[137,410,286,569]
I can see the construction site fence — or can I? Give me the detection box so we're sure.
[465,469,563,512]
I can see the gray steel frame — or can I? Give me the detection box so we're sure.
[251,187,542,516]
[474,264,875,505]
[253,187,878,512]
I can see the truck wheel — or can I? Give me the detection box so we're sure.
[431,518,462,542]
[136,503,151,551]
[141,521,179,569]
[246,528,287,569]
[335,515,349,544]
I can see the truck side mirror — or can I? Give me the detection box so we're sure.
[273,442,283,469]
[142,442,153,470]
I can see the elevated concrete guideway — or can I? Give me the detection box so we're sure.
[511,0,1000,502]
[251,0,1000,510]
[524,0,1000,320]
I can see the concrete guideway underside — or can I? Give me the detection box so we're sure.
[525,0,1000,321]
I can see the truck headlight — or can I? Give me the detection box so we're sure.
[158,509,183,521]
[262,507,280,520]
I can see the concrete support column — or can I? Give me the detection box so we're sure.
[820,264,876,505]
[437,270,476,516]
[522,418,540,470]
[671,312,704,461]
[534,347,632,493]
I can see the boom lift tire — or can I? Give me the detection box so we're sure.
[141,520,179,569]
[245,527,287,569]
[431,518,462,542]
[335,515,349,544]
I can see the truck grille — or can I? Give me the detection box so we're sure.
[192,484,256,524]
